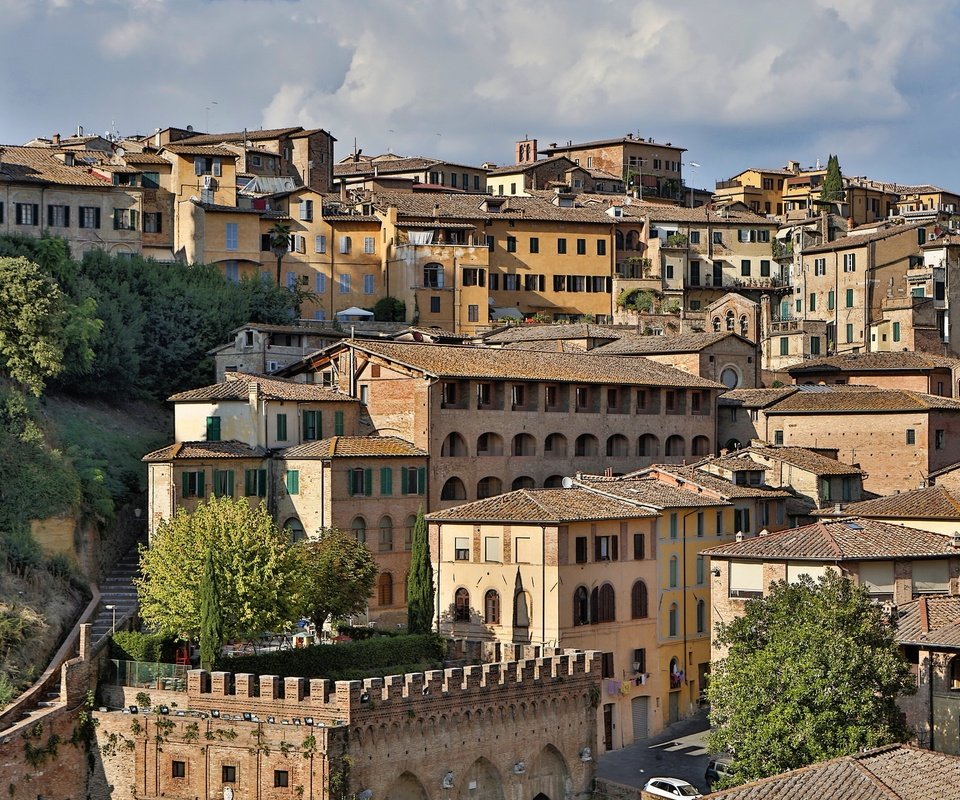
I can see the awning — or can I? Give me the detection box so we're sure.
[490,307,524,321]
[336,306,375,318]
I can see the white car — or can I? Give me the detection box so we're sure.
[642,777,703,798]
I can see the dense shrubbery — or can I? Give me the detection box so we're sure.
[110,630,179,663]
[219,634,445,679]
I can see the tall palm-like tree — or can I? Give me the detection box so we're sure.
[269,221,291,286]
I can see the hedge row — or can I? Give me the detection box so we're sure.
[218,633,445,679]
[111,630,178,663]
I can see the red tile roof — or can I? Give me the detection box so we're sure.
[281,436,426,459]
[825,486,960,520]
[426,487,657,523]
[142,440,266,462]
[896,596,960,648]
[168,373,356,403]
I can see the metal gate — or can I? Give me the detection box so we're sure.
[631,696,649,742]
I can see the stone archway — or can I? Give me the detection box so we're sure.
[384,771,429,800]
[525,744,572,800]
[458,757,505,800]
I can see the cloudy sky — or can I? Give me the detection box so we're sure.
[3,0,960,190]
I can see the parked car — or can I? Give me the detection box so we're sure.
[642,777,703,798]
[704,756,734,789]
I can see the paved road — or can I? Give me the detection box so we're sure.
[597,709,712,793]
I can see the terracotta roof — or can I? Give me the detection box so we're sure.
[335,156,481,177]
[647,465,792,500]
[281,436,426,459]
[769,388,960,414]
[426,487,657,523]
[395,326,470,340]
[592,332,746,355]
[142,440,266,462]
[372,191,618,225]
[707,744,960,800]
[701,517,959,561]
[332,340,722,388]
[827,486,960,520]
[122,151,170,165]
[896,596,960,648]
[615,202,773,226]
[789,351,960,374]
[703,454,771,472]
[742,445,865,476]
[803,222,926,255]
[719,387,799,408]
[161,143,237,158]
[576,474,730,508]
[168,373,356,403]
[484,155,576,177]
[539,137,686,153]
[483,323,628,344]
[0,146,117,187]
[501,340,589,353]
[174,127,305,146]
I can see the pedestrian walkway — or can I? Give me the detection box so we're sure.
[90,535,145,646]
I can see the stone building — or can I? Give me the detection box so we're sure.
[282,339,723,506]
[788,351,960,397]
[210,322,346,381]
[93,651,600,800]
[814,485,960,535]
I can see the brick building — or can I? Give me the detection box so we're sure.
[282,340,723,506]
[788,351,960,397]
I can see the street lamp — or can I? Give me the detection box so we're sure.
[105,604,117,634]
[686,162,701,208]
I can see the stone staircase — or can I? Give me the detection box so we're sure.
[90,536,145,646]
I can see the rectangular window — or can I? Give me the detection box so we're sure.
[205,416,221,441]
[172,761,186,779]
[15,203,39,226]
[79,206,100,229]
[774,429,784,446]
[430,296,440,313]
[808,292,816,311]
[760,259,770,277]
[846,288,854,307]
[741,260,751,276]
[401,466,426,495]
[696,512,704,537]
[594,534,618,562]
[315,234,327,253]
[729,561,764,598]
[274,770,289,788]
[222,766,237,783]
[339,236,351,254]
[669,513,678,539]
[506,236,517,253]
[225,222,239,250]
[334,410,344,436]
[286,271,297,289]
[112,208,139,231]
[906,428,916,445]
[575,536,587,564]
[696,556,705,584]
[143,211,161,233]
[712,231,723,244]
[828,290,835,310]
[244,468,267,497]
[846,323,854,343]
[338,274,351,293]
[576,238,586,255]
[597,239,607,256]
[843,253,856,272]
[303,410,321,440]
[315,273,327,293]
[299,199,313,221]
[285,470,299,495]
[276,413,288,441]
[893,322,901,342]
[363,236,375,254]
[633,533,645,560]
[779,337,789,356]
[484,536,501,562]
[47,204,69,227]
[810,336,821,356]
[814,258,826,276]
[468,304,479,322]
[557,238,567,254]
[363,274,375,294]
[212,469,234,498]
[529,237,539,253]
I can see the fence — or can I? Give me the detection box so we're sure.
[110,659,188,691]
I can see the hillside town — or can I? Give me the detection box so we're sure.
[6,112,960,800]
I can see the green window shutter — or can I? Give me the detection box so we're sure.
[348,469,355,496]
[226,470,234,497]
[303,410,317,440]
[257,468,267,497]
[244,469,253,496]
[213,470,222,496]
[286,470,299,495]
[197,471,205,498]
[380,467,392,496]
[334,411,344,436]
[277,414,287,441]
[417,467,426,495]
[400,467,409,495]
[182,472,190,497]
[206,416,221,441]
[364,468,373,496]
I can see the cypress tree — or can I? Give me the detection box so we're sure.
[199,547,223,672]
[819,154,843,204]
[406,507,434,634]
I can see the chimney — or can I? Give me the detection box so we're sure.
[952,531,960,549]
[248,380,260,411]
[604,467,613,477]
[52,133,61,146]
[154,128,161,148]
[735,531,744,542]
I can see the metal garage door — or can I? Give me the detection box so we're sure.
[631,696,649,742]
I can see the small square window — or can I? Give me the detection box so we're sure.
[172,761,186,779]
[274,770,289,788]
[222,765,237,783]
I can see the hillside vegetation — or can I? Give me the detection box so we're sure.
[0,234,305,700]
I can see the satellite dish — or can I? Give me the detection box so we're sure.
[561,477,574,489]
[115,147,125,158]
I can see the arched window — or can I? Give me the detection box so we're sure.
[712,316,721,332]
[631,581,648,619]
[512,433,536,457]
[589,587,600,625]
[441,432,468,457]
[544,474,564,488]
[669,555,679,588]
[544,433,567,457]
[423,262,444,288]
[454,588,470,622]
[668,603,678,637]
[696,599,706,633]
[606,434,629,457]
[665,435,685,457]
[284,518,305,543]
[615,230,624,250]
[512,476,535,490]
[514,590,530,628]
[477,476,503,499]
[351,516,366,544]
[575,433,598,457]
[691,435,711,456]
[597,583,616,623]
[476,432,503,456]
[378,515,393,552]
[377,573,393,607]
[725,310,735,331]
[441,477,466,501]
[626,230,641,251]
[638,433,660,457]
[573,586,589,626]
[404,514,417,550]
[484,590,500,624]
[739,315,749,337]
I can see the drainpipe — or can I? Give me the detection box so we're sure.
[928,651,935,750]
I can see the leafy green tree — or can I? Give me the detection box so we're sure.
[298,529,377,628]
[819,154,843,204]
[373,296,407,322]
[406,508,434,634]
[136,497,303,644]
[0,256,68,395]
[707,571,913,787]
[199,547,223,671]
[269,221,292,286]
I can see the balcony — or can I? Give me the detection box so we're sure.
[715,179,743,191]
